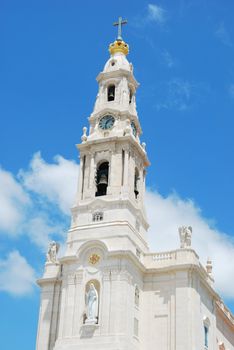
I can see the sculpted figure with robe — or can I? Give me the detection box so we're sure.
[85,283,99,324]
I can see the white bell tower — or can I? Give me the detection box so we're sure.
[36,19,149,350]
[68,22,150,257]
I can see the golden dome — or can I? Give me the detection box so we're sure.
[109,39,129,56]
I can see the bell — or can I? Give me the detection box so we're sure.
[109,91,114,98]
[98,173,108,186]
[108,90,115,101]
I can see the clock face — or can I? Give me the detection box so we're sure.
[131,121,137,137]
[99,115,115,130]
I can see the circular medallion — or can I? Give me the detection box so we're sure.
[89,253,101,265]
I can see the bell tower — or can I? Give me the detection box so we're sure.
[67,19,150,257]
[36,18,150,350]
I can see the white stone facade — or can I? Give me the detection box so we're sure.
[36,38,234,350]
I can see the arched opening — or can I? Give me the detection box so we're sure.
[204,325,209,348]
[107,85,115,101]
[95,162,109,197]
[203,317,210,349]
[134,168,140,199]
[129,88,133,104]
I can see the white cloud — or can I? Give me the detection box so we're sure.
[215,22,232,47]
[146,190,234,300]
[20,152,78,215]
[0,168,30,234]
[1,154,234,301]
[147,4,166,24]
[26,216,64,251]
[0,251,36,296]
[0,153,78,250]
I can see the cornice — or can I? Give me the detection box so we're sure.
[77,135,149,166]
[96,69,139,89]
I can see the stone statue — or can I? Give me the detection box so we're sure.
[46,241,60,263]
[85,283,98,324]
[206,257,213,276]
[81,126,87,143]
[178,226,192,248]
[124,119,131,136]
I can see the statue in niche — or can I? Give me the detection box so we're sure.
[178,226,192,248]
[46,241,60,263]
[85,283,99,324]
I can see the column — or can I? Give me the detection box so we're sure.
[64,274,76,337]
[76,156,83,201]
[122,149,129,197]
[72,271,84,336]
[36,282,56,350]
[89,153,95,195]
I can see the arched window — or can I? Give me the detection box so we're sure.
[95,162,109,197]
[134,168,140,199]
[107,85,115,101]
[129,88,133,104]
[204,325,208,348]
[203,317,210,349]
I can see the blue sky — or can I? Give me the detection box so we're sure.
[1,1,234,349]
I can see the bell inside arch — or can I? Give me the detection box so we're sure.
[134,168,140,199]
[98,173,108,186]
[96,162,109,197]
[107,85,115,101]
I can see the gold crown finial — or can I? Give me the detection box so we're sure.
[109,40,129,56]
[109,16,129,56]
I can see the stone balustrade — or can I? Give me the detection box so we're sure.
[216,300,234,325]
[144,248,199,269]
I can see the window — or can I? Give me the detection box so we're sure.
[134,168,140,199]
[204,325,208,348]
[92,211,103,222]
[129,88,133,104]
[203,316,210,348]
[95,162,109,197]
[107,85,115,101]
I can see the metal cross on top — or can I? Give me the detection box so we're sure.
[113,16,127,41]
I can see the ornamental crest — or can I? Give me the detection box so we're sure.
[89,253,100,265]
